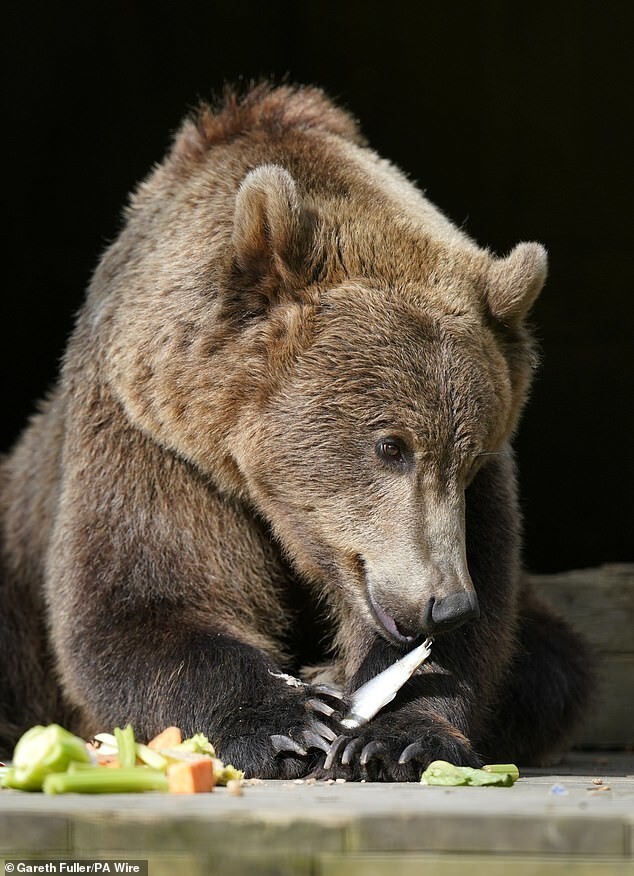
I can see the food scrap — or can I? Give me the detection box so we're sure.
[0,723,243,795]
[166,757,215,794]
[587,783,611,794]
[420,760,520,787]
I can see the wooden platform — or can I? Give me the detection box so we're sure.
[1,751,633,875]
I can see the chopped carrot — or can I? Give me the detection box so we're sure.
[167,758,215,794]
[147,726,182,750]
[97,754,120,768]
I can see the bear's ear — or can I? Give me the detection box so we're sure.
[485,242,548,325]
[229,164,314,312]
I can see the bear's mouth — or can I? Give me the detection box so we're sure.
[353,553,421,646]
[367,591,418,646]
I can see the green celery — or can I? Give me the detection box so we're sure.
[2,724,90,791]
[483,763,520,780]
[43,766,169,794]
[135,743,168,771]
[114,724,136,769]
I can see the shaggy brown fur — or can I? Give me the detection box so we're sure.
[0,83,592,778]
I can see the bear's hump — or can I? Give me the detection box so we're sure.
[172,82,366,166]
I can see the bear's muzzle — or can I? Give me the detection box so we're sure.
[424,589,480,633]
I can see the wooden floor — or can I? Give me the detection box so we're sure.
[1,750,633,875]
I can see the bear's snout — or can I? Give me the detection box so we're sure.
[424,590,480,633]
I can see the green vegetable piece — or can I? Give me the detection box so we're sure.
[420,760,469,785]
[483,763,520,781]
[135,743,168,771]
[421,759,517,787]
[175,733,216,757]
[2,724,90,791]
[114,724,136,769]
[214,761,245,786]
[43,766,169,794]
[461,767,515,786]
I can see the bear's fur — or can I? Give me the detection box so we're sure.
[0,83,593,779]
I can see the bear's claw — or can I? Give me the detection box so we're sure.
[306,697,335,717]
[311,719,338,742]
[398,741,426,764]
[312,683,346,701]
[303,730,332,753]
[270,734,308,756]
[359,740,386,765]
[341,736,364,765]
[323,734,349,770]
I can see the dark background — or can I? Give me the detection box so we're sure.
[2,2,632,573]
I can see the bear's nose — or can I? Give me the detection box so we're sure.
[423,590,480,634]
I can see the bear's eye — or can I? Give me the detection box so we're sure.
[375,437,410,469]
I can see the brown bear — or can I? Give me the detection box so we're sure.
[0,83,592,780]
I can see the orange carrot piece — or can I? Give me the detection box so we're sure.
[147,726,182,750]
[98,754,121,768]
[167,758,215,794]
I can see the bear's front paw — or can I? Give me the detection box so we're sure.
[315,714,482,782]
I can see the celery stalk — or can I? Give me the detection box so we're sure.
[2,724,90,791]
[483,763,520,780]
[135,743,168,771]
[43,767,169,794]
[114,724,136,769]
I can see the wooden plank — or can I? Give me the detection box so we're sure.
[572,655,634,748]
[319,853,634,876]
[528,564,634,652]
[528,564,634,748]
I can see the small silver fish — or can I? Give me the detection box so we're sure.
[341,637,433,729]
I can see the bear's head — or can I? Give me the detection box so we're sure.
[224,165,546,645]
